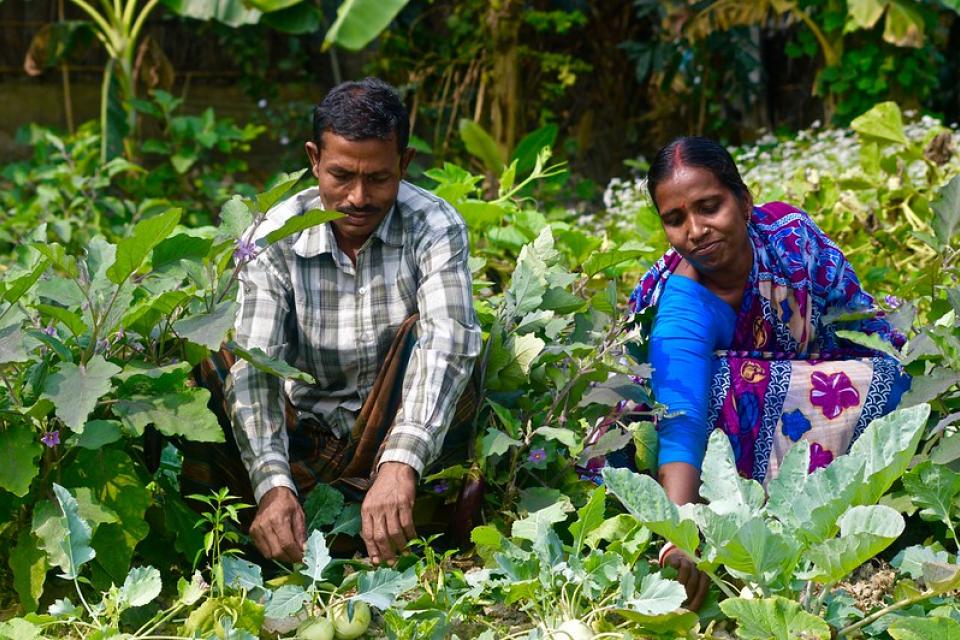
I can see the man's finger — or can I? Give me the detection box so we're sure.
[385,508,407,556]
[372,511,394,564]
[361,509,379,563]
[292,504,307,548]
[399,503,417,542]
[690,571,710,611]
[273,517,303,563]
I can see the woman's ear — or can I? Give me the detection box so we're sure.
[743,192,754,223]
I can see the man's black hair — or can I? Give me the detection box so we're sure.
[312,77,409,152]
[647,136,750,211]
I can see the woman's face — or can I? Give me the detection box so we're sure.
[653,165,752,275]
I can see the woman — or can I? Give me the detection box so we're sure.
[630,137,910,608]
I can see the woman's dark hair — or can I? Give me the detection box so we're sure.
[312,77,409,152]
[646,136,750,210]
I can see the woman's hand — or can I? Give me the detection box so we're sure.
[660,543,710,611]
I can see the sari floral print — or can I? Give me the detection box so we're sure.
[631,202,910,483]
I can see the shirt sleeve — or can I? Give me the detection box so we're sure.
[225,243,298,502]
[378,222,482,475]
[651,275,736,470]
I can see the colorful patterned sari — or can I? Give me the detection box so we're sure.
[630,202,910,484]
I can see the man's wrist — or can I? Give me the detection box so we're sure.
[377,461,417,482]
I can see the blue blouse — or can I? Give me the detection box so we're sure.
[649,275,736,469]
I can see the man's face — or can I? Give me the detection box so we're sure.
[305,131,414,247]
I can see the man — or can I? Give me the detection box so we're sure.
[227,77,480,566]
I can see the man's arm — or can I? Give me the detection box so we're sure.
[361,221,481,564]
[226,243,306,562]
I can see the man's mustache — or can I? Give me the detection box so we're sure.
[338,205,380,216]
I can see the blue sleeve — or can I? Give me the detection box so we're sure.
[650,275,736,470]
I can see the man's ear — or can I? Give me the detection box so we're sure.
[305,141,322,181]
[399,147,415,178]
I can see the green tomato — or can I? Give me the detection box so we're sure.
[328,601,371,640]
[554,619,593,640]
[297,617,335,640]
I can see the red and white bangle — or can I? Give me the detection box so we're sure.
[658,542,678,567]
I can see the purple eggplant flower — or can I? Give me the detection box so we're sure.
[528,448,547,464]
[431,480,449,494]
[41,431,60,447]
[884,295,902,309]
[42,324,56,337]
[234,238,258,262]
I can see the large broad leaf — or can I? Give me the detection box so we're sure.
[119,566,162,608]
[324,0,410,50]
[352,567,417,610]
[710,516,799,585]
[888,616,960,640]
[260,2,322,34]
[903,460,960,529]
[623,572,686,616]
[33,484,96,579]
[511,502,569,544]
[263,210,344,246]
[303,483,345,531]
[264,585,308,619]
[61,449,152,586]
[459,119,505,175]
[173,301,238,350]
[0,619,41,640]
[0,423,42,497]
[42,356,121,432]
[511,124,558,176]
[227,340,316,383]
[601,467,700,555]
[700,429,765,520]
[800,505,904,584]
[484,332,545,392]
[719,596,831,640]
[766,441,865,543]
[10,529,46,612]
[932,174,960,247]
[160,0,262,27]
[255,169,308,214]
[891,544,951,579]
[922,561,960,593]
[300,530,331,582]
[582,246,649,277]
[835,330,901,360]
[107,209,182,284]
[850,101,908,146]
[883,0,924,47]
[222,557,263,592]
[218,196,255,240]
[113,389,225,442]
[845,0,886,30]
[0,323,29,364]
[848,403,930,505]
[508,242,548,316]
[569,486,606,555]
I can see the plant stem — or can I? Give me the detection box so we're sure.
[837,589,935,637]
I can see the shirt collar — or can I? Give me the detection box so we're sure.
[291,189,405,257]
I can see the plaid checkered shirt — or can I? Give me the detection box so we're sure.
[227,182,481,502]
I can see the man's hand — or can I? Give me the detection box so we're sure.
[361,462,417,565]
[249,486,306,563]
[662,545,710,611]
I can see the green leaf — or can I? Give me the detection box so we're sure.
[222,557,263,591]
[583,247,648,277]
[848,403,930,505]
[227,340,316,383]
[511,124,558,176]
[352,567,417,610]
[800,505,904,583]
[480,429,521,458]
[888,615,960,640]
[42,356,122,432]
[328,503,361,538]
[323,0,409,50]
[846,0,886,30]
[0,423,42,497]
[900,370,960,406]
[303,483,345,532]
[883,0,924,47]
[260,3,322,34]
[601,467,700,555]
[160,0,262,28]
[106,209,182,284]
[24,327,73,363]
[179,571,208,606]
[243,0,299,13]
[850,101,908,146]
[700,429,765,519]
[35,303,88,337]
[457,200,506,228]
[569,486,606,555]
[152,233,215,271]
[633,421,658,473]
[511,501,569,544]
[835,330,901,359]
[3,257,49,306]
[10,529,46,612]
[533,426,579,450]
[0,619,41,640]
[173,301,238,350]
[34,484,96,579]
[458,119,505,174]
[624,572,686,616]
[711,516,799,583]
[892,545,950,579]
[540,287,585,314]
[922,562,960,593]
[264,585,308,619]
[903,460,960,529]
[263,209,345,246]
[719,596,831,640]
[300,530,331,582]
[0,324,29,364]
[70,420,123,450]
[508,244,548,316]
[255,169,308,213]
[113,389,225,442]
[585,515,641,549]
[119,566,162,608]
[932,174,960,247]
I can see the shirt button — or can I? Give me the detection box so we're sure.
[358,286,366,295]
